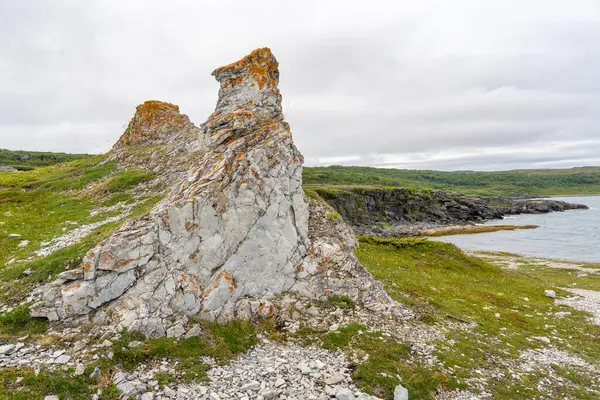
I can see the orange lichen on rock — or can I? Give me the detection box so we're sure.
[115,100,190,148]
[202,269,238,300]
[212,47,279,90]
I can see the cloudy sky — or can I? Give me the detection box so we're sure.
[1,0,598,171]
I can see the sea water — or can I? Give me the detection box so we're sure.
[430,196,600,263]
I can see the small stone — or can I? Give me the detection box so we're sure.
[4,211,12,217]
[336,388,355,400]
[263,391,279,400]
[298,364,311,374]
[545,290,556,299]
[166,323,186,338]
[394,384,408,400]
[44,396,59,400]
[533,336,551,344]
[128,341,143,348]
[0,344,16,355]
[18,240,29,248]
[75,363,85,376]
[8,234,21,238]
[240,381,260,391]
[89,366,101,380]
[324,373,345,385]
[54,354,71,365]
[209,393,221,400]
[141,392,154,400]
[184,324,203,338]
[275,377,286,387]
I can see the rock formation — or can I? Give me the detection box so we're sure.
[31,48,395,337]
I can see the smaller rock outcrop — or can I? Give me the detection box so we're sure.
[0,165,18,172]
[114,101,195,149]
[112,100,204,175]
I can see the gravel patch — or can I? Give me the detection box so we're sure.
[556,287,600,324]
[35,202,138,258]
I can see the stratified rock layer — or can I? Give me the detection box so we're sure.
[31,48,396,337]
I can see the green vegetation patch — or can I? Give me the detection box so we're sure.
[112,321,257,383]
[0,148,90,171]
[0,189,97,265]
[355,237,600,398]
[105,170,155,193]
[303,165,600,196]
[0,366,120,400]
[0,305,46,337]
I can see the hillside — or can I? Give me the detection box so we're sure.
[0,149,90,171]
[303,165,600,196]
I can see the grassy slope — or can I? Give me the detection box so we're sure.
[354,237,600,399]
[0,148,90,171]
[304,165,600,196]
[0,155,160,305]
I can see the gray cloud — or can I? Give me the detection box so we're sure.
[0,0,598,170]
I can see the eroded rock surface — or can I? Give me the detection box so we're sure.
[30,48,396,337]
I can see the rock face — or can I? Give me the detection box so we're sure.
[31,48,394,337]
[314,187,588,237]
[115,101,193,148]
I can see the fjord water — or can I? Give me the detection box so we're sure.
[431,196,600,263]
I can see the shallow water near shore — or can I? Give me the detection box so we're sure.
[431,195,600,263]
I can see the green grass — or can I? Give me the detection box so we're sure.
[112,321,257,383]
[303,165,600,196]
[0,305,46,337]
[0,154,165,305]
[0,190,98,265]
[0,366,120,400]
[106,170,155,193]
[0,148,90,170]
[315,294,355,310]
[0,155,115,190]
[355,237,600,399]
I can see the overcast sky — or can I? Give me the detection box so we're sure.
[1,0,599,171]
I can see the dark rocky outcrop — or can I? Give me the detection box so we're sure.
[311,187,589,237]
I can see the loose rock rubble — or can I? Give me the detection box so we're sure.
[146,343,383,400]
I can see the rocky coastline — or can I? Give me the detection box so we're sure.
[308,186,588,237]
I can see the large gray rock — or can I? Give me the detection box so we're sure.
[30,48,398,337]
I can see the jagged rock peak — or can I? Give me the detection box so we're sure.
[206,48,283,148]
[114,100,193,149]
